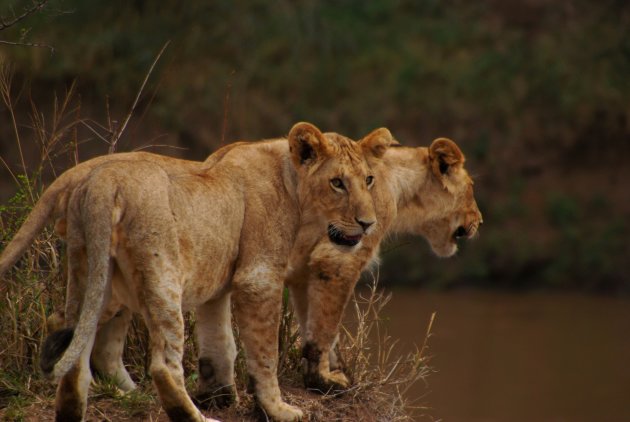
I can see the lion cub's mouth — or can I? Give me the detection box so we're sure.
[328,225,362,247]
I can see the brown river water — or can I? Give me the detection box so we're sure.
[376,289,630,422]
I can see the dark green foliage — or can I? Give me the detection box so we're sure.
[4,0,628,142]
[2,0,629,292]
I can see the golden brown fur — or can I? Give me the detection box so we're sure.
[0,122,393,422]
[90,136,482,399]
[286,135,482,392]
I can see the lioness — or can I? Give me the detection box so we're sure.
[286,135,482,392]
[0,123,394,422]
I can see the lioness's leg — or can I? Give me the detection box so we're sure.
[91,306,136,391]
[194,294,238,409]
[141,280,212,422]
[233,272,303,422]
[301,271,358,394]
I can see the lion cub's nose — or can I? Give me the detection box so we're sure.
[356,218,374,232]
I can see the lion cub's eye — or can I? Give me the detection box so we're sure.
[366,175,374,186]
[330,178,345,190]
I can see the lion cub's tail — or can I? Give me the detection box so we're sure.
[41,183,121,381]
[0,160,102,279]
[0,180,67,278]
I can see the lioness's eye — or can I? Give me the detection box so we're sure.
[330,178,345,190]
[366,175,374,186]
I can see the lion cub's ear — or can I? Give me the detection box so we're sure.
[428,137,465,178]
[359,128,398,159]
[288,122,332,167]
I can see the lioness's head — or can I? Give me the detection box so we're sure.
[288,122,394,248]
[394,138,483,257]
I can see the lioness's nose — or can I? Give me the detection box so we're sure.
[356,218,374,232]
[454,226,468,238]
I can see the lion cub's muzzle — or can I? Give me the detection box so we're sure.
[327,218,374,247]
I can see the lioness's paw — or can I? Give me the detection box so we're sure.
[267,402,303,421]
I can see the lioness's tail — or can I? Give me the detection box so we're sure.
[44,184,120,381]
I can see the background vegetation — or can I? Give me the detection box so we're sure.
[1,0,628,291]
[2,0,628,292]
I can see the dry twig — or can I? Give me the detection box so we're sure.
[0,0,49,31]
[108,41,170,154]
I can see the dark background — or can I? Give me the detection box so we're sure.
[1,0,629,291]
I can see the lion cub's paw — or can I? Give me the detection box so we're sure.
[268,402,304,421]
[304,369,350,394]
[194,385,238,410]
[326,369,350,388]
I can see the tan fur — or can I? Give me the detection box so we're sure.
[0,122,391,422]
[286,135,483,392]
[30,132,480,403]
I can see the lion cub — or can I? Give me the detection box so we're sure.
[0,123,395,422]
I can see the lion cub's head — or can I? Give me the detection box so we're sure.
[288,122,394,249]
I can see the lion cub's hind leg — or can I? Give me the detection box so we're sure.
[139,271,210,422]
[89,264,136,392]
[91,305,136,392]
[194,294,238,410]
[48,244,98,422]
[53,330,98,422]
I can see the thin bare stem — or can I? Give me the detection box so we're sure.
[221,70,236,145]
[0,66,34,202]
[109,41,170,154]
[132,143,187,152]
[0,155,20,186]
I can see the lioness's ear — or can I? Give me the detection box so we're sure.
[359,127,398,159]
[288,122,331,167]
[428,137,464,178]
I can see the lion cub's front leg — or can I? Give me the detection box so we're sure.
[233,270,303,422]
[289,282,349,394]
[298,267,361,394]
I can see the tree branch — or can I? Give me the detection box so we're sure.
[0,39,54,53]
[0,0,49,32]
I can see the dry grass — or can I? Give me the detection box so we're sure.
[339,277,434,420]
[0,67,432,421]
